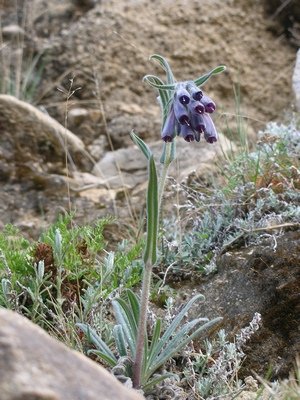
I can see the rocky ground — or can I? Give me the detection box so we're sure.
[0,0,299,397]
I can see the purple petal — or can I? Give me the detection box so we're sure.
[173,97,190,125]
[176,86,191,105]
[161,107,176,142]
[180,124,195,142]
[191,114,206,133]
[188,99,205,115]
[187,82,203,101]
[201,94,216,113]
[202,114,218,143]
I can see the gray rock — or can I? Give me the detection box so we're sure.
[92,134,236,189]
[0,307,144,400]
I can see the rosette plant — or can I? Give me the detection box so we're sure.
[78,55,226,391]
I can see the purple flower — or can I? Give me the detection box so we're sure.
[201,94,216,113]
[191,114,205,133]
[176,84,191,105]
[188,99,205,115]
[186,82,203,101]
[160,82,218,144]
[161,106,177,142]
[179,124,195,142]
[202,114,218,143]
[173,96,190,125]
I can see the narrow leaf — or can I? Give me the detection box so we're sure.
[143,75,174,123]
[147,318,162,363]
[76,323,117,363]
[87,349,117,367]
[130,131,152,160]
[113,296,138,335]
[126,289,140,324]
[149,54,176,85]
[147,317,222,379]
[160,141,175,165]
[147,294,204,363]
[143,75,175,91]
[194,65,226,87]
[113,325,128,357]
[142,372,178,391]
[143,155,159,264]
[112,299,137,355]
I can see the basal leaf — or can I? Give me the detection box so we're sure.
[76,323,117,364]
[87,349,117,367]
[113,324,128,357]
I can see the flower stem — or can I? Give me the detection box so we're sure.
[132,260,152,388]
[132,141,174,389]
[158,142,172,208]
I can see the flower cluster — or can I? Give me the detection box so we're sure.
[161,81,218,144]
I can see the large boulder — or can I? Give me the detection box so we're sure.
[0,308,144,400]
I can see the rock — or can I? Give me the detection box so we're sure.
[93,134,236,189]
[0,307,144,400]
[2,24,25,39]
[0,95,84,154]
[293,49,300,112]
[68,107,89,126]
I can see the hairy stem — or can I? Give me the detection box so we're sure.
[158,142,172,207]
[133,142,174,388]
[132,260,153,388]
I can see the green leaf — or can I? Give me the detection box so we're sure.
[143,75,175,91]
[142,372,178,391]
[113,325,128,357]
[147,318,162,362]
[194,65,226,87]
[130,131,152,160]
[87,349,117,367]
[143,75,174,123]
[149,54,176,85]
[147,294,204,365]
[76,323,117,365]
[126,289,140,324]
[143,155,159,265]
[112,298,137,356]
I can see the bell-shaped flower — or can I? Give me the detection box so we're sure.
[191,114,205,133]
[201,93,216,113]
[202,114,218,143]
[176,84,191,105]
[179,123,195,142]
[173,96,190,125]
[186,82,203,101]
[188,99,205,115]
[161,106,177,142]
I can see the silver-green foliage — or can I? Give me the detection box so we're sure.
[77,289,222,391]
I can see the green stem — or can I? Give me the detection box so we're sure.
[132,141,174,389]
[158,142,172,208]
[132,260,152,388]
